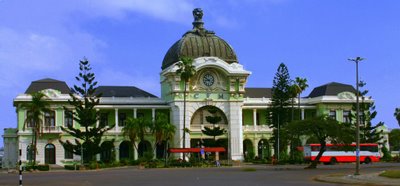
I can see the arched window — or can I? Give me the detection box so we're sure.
[26,145,34,161]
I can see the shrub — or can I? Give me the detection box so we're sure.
[88,161,99,169]
[64,164,79,170]
[381,146,392,162]
[36,164,49,171]
[129,159,140,166]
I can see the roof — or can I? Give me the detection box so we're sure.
[161,8,238,70]
[244,88,272,98]
[308,82,356,98]
[96,86,157,98]
[25,78,70,94]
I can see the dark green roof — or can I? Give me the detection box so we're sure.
[25,78,70,94]
[161,8,238,70]
[96,86,157,98]
[244,88,272,98]
[308,82,356,98]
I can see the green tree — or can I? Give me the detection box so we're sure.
[201,106,226,145]
[59,58,113,163]
[268,63,292,157]
[123,117,152,158]
[394,108,400,127]
[21,92,50,165]
[287,116,354,169]
[153,113,176,148]
[152,113,176,165]
[294,77,308,120]
[353,81,384,143]
[176,56,196,161]
[389,129,400,151]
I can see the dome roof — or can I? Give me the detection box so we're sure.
[161,8,238,70]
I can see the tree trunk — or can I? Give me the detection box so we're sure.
[183,82,187,161]
[306,142,326,169]
[164,140,169,167]
[33,124,38,166]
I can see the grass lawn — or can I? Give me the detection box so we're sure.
[379,170,400,179]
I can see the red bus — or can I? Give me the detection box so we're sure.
[303,143,380,164]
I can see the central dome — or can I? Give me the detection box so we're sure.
[161,8,238,70]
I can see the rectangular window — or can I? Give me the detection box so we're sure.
[119,113,127,126]
[329,110,336,120]
[64,148,73,159]
[44,111,55,127]
[64,110,73,128]
[100,113,108,127]
[26,111,34,128]
[343,110,351,123]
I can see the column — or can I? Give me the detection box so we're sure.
[253,139,259,159]
[152,108,156,122]
[133,108,137,118]
[229,102,244,161]
[253,109,257,130]
[134,141,138,160]
[115,108,119,131]
[114,142,120,162]
[301,109,305,120]
[96,109,100,127]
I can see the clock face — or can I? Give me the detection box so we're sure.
[203,74,215,87]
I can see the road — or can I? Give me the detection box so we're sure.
[0,163,398,186]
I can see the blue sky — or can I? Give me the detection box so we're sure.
[1,0,399,146]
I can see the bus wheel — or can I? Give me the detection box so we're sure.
[330,158,337,165]
[364,157,371,164]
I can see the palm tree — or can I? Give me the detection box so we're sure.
[294,77,308,120]
[152,113,176,165]
[176,56,196,161]
[21,92,50,165]
[394,108,400,127]
[122,117,151,159]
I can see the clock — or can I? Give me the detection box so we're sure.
[203,73,214,87]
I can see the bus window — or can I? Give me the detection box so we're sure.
[360,145,378,152]
[311,146,320,151]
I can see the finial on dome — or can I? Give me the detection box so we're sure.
[192,8,204,30]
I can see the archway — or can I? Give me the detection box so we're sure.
[258,139,270,160]
[100,141,114,163]
[138,140,152,158]
[44,144,56,164]
[191,105,229,159]
[190,105,228,130]
[243,139,254,160]
[119,141,131,160]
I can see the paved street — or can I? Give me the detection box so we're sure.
[0,163,399,186]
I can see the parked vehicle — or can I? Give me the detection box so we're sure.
[303,143,380,164]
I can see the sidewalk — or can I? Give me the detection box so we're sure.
[315,171,400,186]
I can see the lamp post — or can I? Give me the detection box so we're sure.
[348,56,364,175]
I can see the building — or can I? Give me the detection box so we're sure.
[2,9,387,168]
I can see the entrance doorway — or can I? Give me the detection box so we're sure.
[45,144,56,164]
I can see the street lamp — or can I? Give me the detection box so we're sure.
[348,56,364,175]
